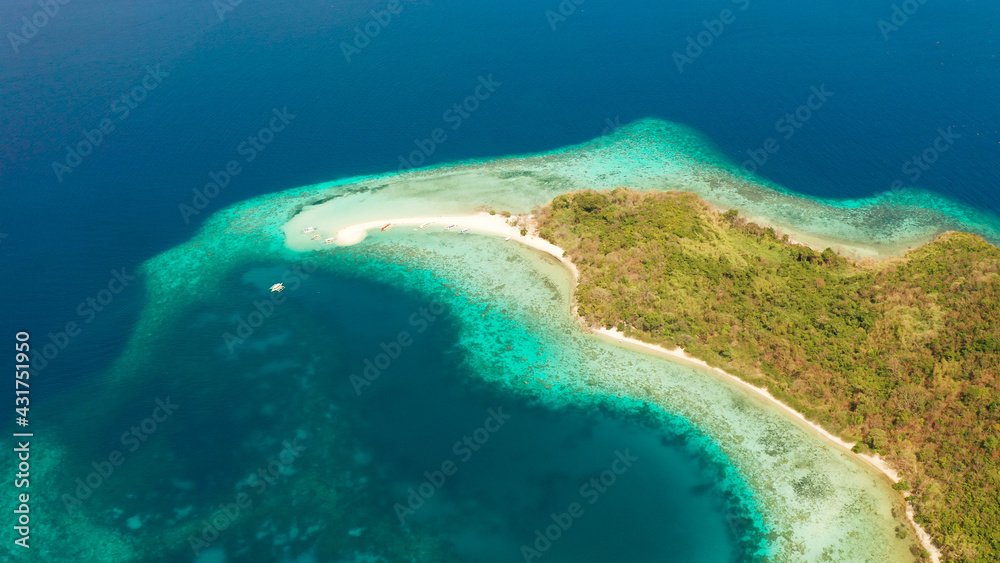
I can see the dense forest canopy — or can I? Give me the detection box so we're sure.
[537,188,1000,562]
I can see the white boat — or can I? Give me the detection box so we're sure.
[311,234,321,240]
[445,224,457,230]
[324,237,336,244]
[504,236,511,241]
[459,228,470,234]
[414,222,432,231]
[302,226,317,234]
[269,283,285,293]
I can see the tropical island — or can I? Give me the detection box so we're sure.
[535,188,1000,562]
[17,121,1000,562]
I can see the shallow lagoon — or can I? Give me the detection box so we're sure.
[16,249,763,562]
[9,121,985,561]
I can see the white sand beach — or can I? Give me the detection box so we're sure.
[326,213,581,279]
[325,211,941,562]
[587,327,942,562]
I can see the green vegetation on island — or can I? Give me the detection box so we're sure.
[537,188,1000,562]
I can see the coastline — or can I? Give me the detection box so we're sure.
[588,327,942,563]
[327,212,942,562]
[322,213,582,279]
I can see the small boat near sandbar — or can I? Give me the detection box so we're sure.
[459,228,471,234]
[302,226,317,234]
[414,222,432,231]
[445,224,457,230]
[311,234,321,240]
[324,237,336,244]
[381,223,392,231]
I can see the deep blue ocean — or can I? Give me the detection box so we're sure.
[0,0,997,560]
[2,0,999,381]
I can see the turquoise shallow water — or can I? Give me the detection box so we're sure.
[3,0,997,557]
[284,120,1000,260]
[5,120,970,561]
[7,246,766,562]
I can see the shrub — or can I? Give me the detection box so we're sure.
[536,188,1000,561]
